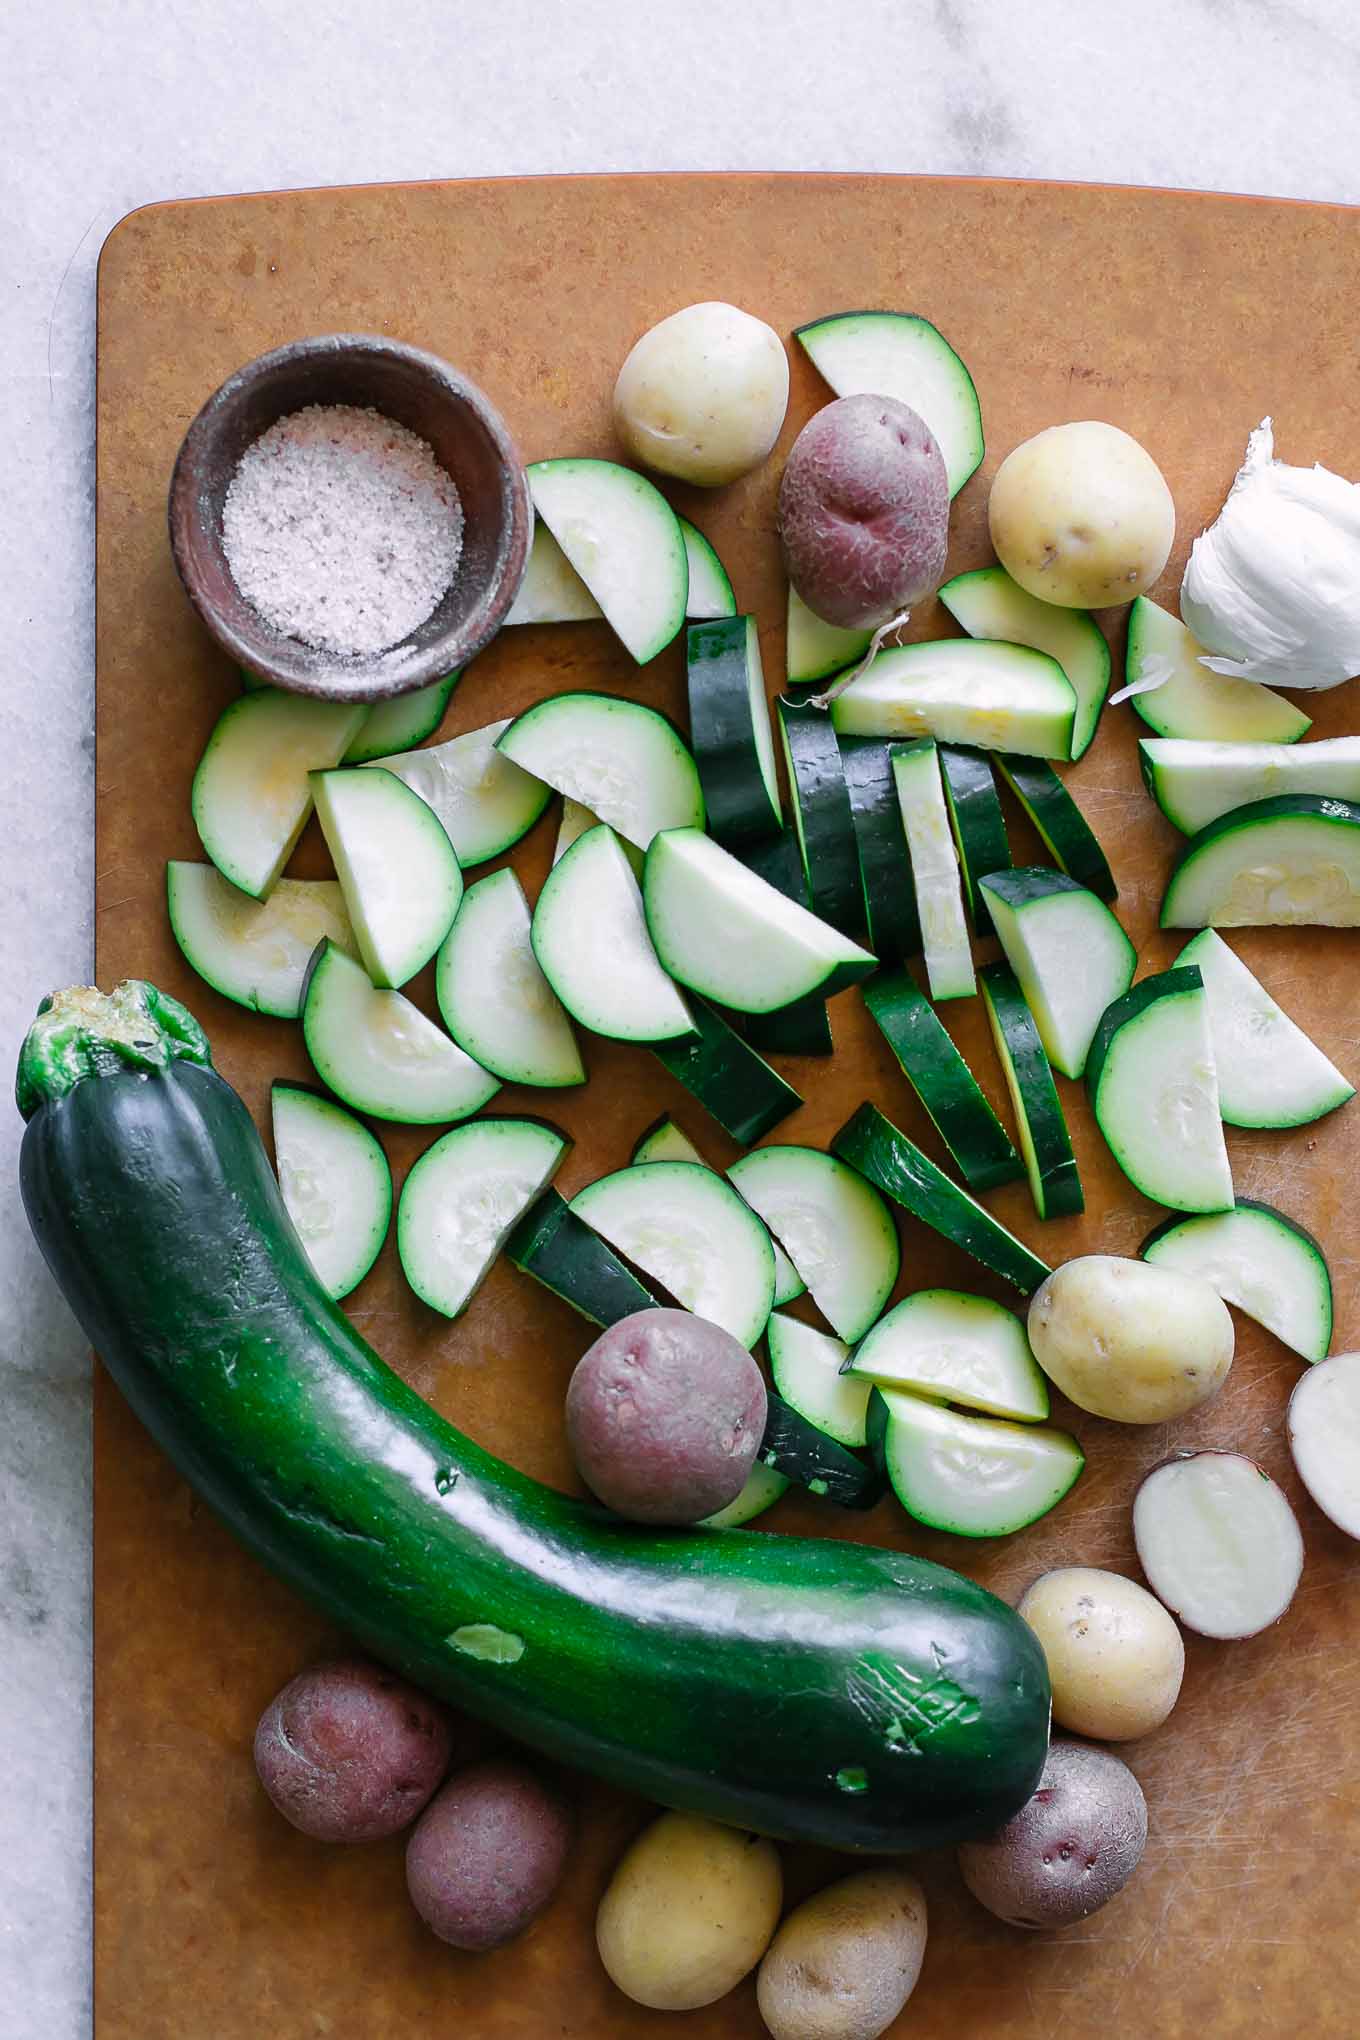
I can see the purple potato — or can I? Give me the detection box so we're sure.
[406,1758,572,1950]
[777,393,949,629]
[565,1307,766,1524]
[254,1655,453,1843]
[958,1739,1147,1929]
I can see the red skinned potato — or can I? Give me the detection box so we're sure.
[958,1740,1147,1929]
[777,393,949,630]
[254,1655,453,1842]
[406,1757,572,1950]
[565,1307,766,1524]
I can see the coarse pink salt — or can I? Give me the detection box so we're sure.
[221,403,464,664]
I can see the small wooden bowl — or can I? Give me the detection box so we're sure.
[168,334,532,701]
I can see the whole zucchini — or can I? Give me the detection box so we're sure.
[17,982,1049,1850]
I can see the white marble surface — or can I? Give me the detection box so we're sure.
[5,2,1360,2032]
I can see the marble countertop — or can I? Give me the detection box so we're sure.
[6,2,1359,2032]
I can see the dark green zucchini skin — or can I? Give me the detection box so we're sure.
[20,1003,1049,1849]
[838,736,922,963]
[778,698,867,941]
[938,745,1011,936]
[759,1392,886,1510]
[651,994,804,1142]
[736,832,835,1057]
[863,969,1022,1194]
[504,1188,663,1325]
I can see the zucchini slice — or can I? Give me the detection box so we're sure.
[768,1313,869,1449]
[1160,793,1360,929]
[980,869,1135,1081]
[631,1117,705,1167]
[868,1388,1083,1538]
[644,828,876,1014]
[992,755,1116,901]
[342,673,459,763]
[938,745,1010,936]
[740,996,833,1059]
[362,719,552,867]
[939,565,1111,761]
[862,970,1021,1194]
[650,995,803,1147]
[838,738,921,963]
[726,1145,899,1345]
[830,640,1077,761]
[785,584,870,690]
[166,862,355,1020]
[311,767,462,990]
[629,1118,806,1303]
[1125,597,1311,744]
[979,962,1084,1221]
[698,1459,789,1529]
[794,310,984,497]
[1140,735,1360,836]
[848,1290,1048,1423]
[398,1119,570,1319]
[570,1162,776,1349]
[759,1390,884,1508]
[832,1103,1051,1294]
[687,616,782,847]
[554,797,642,875]
[271,1082,391,1301]
[497,693,704,851]
[891,740,975,1001]
[504,1187,662,1326]
[734,833,834,1057]
[779,698,865,939]
[1175,928,1352,1128]
[532,824,696,1045]
[504,516,603,626]
[301,941,500,1125]
[191,690,368,899]
[1141,1200,1332,1364]
[436,869,585,1088]
[679,518,737,620]
[1086,966,1234,1214]
[527,457,687,662]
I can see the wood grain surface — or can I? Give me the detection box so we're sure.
[94,174,1360,2039]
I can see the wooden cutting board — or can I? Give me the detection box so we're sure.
[94,175,1360,2039]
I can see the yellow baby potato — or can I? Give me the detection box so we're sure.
[596,1808,782,2011]
[613,301,790,487]
[1028,1254,1233,1423]
[988,420,1175,608]
[756,1868,927,2040]
[1019,1566,1185,1741]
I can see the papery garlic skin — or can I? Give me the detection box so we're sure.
[1180,419,1360,691]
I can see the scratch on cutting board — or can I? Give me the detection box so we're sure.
[47,207,105,404]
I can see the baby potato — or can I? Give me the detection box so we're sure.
[253,1656,452,1843]
[613,301,789,487]
[596,1809,782,2010]
[1028,1255,1233,1424]
[988,421,1175,608]
[958,1740,1147,1929]
[565,1308,766,1524]
[1018,1567,1185,1742]
[778,394,949,629]
[756,1868,927,2040]
[405,1757,571,1950]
